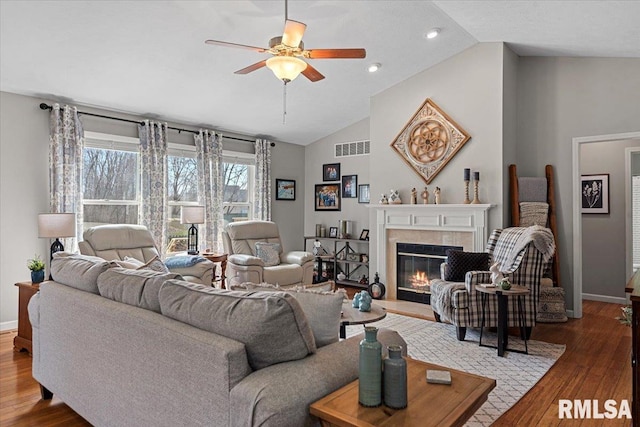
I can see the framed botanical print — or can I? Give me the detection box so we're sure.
[341,174,357,198]
[581,174,609,214]
[322,163,340,182]
[315,184,341,211]
[275,179,295,200]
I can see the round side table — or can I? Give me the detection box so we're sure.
[202,253,228,288]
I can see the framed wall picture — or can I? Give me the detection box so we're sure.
[341,174,357,198]
[329,227,338,238]
[358,184,370,204]
[315,184,341,211]
[581,174,610,214]
[322,163,341,182]
[275,179,295,200]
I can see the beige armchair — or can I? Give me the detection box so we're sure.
[222,220,314,288]
[79,224,215,286]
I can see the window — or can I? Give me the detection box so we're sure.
[82,132,255,252]
[82,134,140,232]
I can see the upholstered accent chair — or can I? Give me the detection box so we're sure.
[430,226,555,341]
[222,220,314,288]
[79,224,215,285]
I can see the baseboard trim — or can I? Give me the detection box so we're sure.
[566,310,575,318]
[0,320,18,332]
[582,293,627,305]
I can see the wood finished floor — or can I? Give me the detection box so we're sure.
[0,299,631,426]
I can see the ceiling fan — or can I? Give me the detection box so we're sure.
[205,0,366,84]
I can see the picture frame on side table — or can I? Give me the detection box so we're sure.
[323,163,341,182]
[342,174,357,198]
[359,229,369,240]
[581,173,609,214]
[329,227,338,238]
[358,184,370,204]
[315,184,341,211]
[275,179,296,200]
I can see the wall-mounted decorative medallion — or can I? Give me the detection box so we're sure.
[390,98,471,184]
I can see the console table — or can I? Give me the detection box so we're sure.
[14,281,40,355]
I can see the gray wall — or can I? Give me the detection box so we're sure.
[581,139,639,299]
[517,57,640,308]
[0,91,305,328]
[304,118,370,249]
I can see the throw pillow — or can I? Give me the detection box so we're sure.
[159,279,316,370]
[97,267,182,313]
[124,255,170,274]
[255,242,281,267]
[50,252,111,294]
[286,288,346,347]
[444,250,490,282]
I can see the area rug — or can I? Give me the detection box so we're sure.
[345,313,566,426]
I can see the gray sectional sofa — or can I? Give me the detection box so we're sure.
[29,252,406,426]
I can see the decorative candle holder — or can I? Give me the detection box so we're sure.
[471,180,481,204]
[463,180,471,204]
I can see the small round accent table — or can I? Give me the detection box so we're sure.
[202,253,228,288]
[339,301,386,339]
[475,284,530,357]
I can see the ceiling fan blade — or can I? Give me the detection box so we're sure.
[234,60,267,75]
[301,63,325,82]
[205,39,267,53]
[306,48,367,59]
[282,19,306,48]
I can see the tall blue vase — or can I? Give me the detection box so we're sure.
[383,345,407,409]
[359,326,382,407]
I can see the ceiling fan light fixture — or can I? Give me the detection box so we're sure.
[266,56,307,82]
[368,63,381,73]
[425,28,440,39]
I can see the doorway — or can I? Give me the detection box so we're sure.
[572,132,640,318]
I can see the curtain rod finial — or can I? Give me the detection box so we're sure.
[39,103,52,110]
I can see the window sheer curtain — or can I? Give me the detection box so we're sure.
[254,139,272,221]
[195,130,224,253]
[138,120,168,254]
[49,104,84,250]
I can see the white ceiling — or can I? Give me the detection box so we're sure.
[1,1,639,145]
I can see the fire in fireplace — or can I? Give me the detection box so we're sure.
[396,242,462,304]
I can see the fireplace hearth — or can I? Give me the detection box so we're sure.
[396,242,462,304]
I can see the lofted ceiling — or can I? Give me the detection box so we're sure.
[1,1,639,145]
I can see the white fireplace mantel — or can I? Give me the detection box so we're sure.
[368,204,494,299]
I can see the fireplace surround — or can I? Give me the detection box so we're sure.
[369,204,493,301]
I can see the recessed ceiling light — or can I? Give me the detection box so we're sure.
[425,28,440,39]
[368,63,381,73]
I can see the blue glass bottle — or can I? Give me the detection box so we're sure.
[383,345,407,409]
[359,326,382,407]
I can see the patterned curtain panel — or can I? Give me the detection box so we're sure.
[254,139,272,221]
[195,130,224,253]
[49,104,84,250]
[138,120,168,254]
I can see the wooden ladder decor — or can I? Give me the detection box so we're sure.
[509,164,560,287]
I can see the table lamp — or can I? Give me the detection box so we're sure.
[181,206,205,255]
[38,213,76,278]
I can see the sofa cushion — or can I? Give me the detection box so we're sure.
[159,280,316,370]
[444,250,490,282]
[255,242,281,267]
[97,267,182,313]
[50,252,111,294]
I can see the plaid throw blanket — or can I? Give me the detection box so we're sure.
[506,225,555,266]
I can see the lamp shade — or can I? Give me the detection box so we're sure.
[180,206,205,224]
[266,56,307,82]
[38,213,76,238]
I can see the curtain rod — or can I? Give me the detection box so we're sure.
[38,103,264,144]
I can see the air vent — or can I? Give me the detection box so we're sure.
[334,140,370,158]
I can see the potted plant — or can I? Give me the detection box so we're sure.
[27,254,45,283]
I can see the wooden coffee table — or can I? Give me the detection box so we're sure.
[340,301,386,339]
[310,357,495,427]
